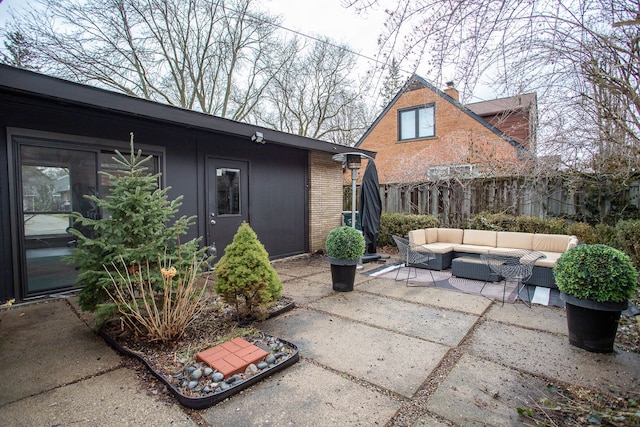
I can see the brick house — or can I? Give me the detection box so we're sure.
[355,75,535,186]
[346,75,539,222]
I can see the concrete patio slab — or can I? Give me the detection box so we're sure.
[0,299,121,406]
[1,254,636,426]
[309,291,479,347]
[279,277,335,306]
[426,354,549,426]
[468,320,640,395]
[358,277,493,316]
[260,308,449,397]
[485,303,568,336]
[413,414,452,426]
[0,367,195,426]
[273,263,327,279]
[202,361,400,426]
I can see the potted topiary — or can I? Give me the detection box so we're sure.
[553,244,638,353]
[325,226,365,292]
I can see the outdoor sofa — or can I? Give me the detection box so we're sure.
[407,228,579,289]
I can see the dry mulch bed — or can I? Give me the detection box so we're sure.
[99,291,295,406]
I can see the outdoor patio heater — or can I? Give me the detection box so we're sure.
[332,152,383,264]
[332,152,367,229]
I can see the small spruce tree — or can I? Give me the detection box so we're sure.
[214,222,282,320]
[67,133,204,312]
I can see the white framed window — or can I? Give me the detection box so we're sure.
[399,105,435,141]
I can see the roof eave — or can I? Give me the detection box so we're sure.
[0,65,374,158]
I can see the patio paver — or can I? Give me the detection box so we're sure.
[358,276,493,316]
[260,308,449,397]
[202,361,399,426]
[468,320,640,395]
[309,291,479,347]
[426,353,550,426]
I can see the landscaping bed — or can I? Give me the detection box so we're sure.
[99,293,297,409]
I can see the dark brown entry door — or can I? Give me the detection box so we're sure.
[206,158,249,257]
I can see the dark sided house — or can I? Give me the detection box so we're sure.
[0,65,373,303]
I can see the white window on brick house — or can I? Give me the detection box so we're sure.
[398,104,435,140]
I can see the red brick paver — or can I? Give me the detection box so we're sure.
[196,337,268,378]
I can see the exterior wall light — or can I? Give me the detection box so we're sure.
[252,131,265,144]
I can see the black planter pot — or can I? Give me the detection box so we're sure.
[328,257,358,292]
[560,292,628,353]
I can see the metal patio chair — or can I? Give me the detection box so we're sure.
[392,235,436,287]
[480,250,546,306]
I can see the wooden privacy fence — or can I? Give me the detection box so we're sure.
[344,175,640,228]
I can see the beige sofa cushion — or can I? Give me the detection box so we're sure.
[534,251,561,268]
[437,228,464,244]
[569,236,579,249]
[452,244,493,254]
[532,234,574,253]
[421,243,454,254]
[426,228,438,244]
[496,231,533,250]
[408,229,427,245]
[463,229,497,247]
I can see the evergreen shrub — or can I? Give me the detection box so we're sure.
[566,222,596,244]
[214,222,282,320]
[614,220,640,268]
[66,134,205,313]
[470,212,570,234]
[378,213,439,247]
[593,223,617,247]
[325,226,365,260]
[554,244,638,303]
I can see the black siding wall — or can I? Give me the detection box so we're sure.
[0,91,308,301]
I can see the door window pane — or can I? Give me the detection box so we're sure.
[22,166,71,236]
[217,168,240,215]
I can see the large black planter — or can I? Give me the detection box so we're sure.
[328,257,358,292]
[561,292,628,353]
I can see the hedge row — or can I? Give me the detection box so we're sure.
[376,212,640,267]
[377,213,440,247]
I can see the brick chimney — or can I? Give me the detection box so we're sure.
[444,81,459,101]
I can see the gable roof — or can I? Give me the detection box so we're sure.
[466,93,537,116]
[356,74,525,155]
[0,64,374,158]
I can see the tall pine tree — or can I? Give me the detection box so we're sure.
[380,57,403,109]
[67,133,204,312]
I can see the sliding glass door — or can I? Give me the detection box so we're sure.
[19,145,98,295]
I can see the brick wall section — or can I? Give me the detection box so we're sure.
[308,150,343,252]
[358,87,520,184]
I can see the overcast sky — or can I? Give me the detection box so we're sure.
[0,0,493,100]
[0,0,386,59]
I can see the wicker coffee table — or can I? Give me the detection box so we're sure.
[451,256,500,282]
